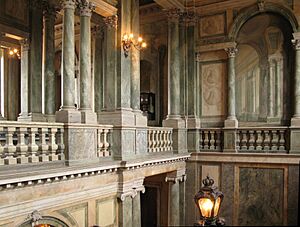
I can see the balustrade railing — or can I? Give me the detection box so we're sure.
[0,121,64,165]
[236,127,289,153]
[97,125,112,157]
[200,128,223,151]
[147,127,173,153]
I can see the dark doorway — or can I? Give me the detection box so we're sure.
[141,186,158,227]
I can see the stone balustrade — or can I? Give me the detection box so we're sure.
[200,128,223,151]
[0,121,64,165]
[147,127,173,153]
[237,127,289,153]
[97,125,112,157]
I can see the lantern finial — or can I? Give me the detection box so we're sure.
[202,175,214,187]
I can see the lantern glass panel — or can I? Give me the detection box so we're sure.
[198,198,213,218]
[213,196,221,217]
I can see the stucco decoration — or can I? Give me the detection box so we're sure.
[199,13,225,37]
[201,63,225,116]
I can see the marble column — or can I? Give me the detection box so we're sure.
[179,16,186,120]
[18,39,30,121]
[78,0,97,123]
[185,13,200,128]
[118,196,133,227]
[293,38,300,120]
[56,0,81,123]
[44,4,57,122]
[131,0,146,126]
[102,15,117,112]
[166,9,181,120]
[276,58,283,117]
[93,26,104,121]
[224,47,238,128]
[28,0,45,122]
[0,49,4,120]
[165,176,180,226]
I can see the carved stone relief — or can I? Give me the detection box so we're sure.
[199,13,225,37]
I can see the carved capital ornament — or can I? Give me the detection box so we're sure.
[104,15,118,29]
[78,0,95,17]
[225,47,238,58]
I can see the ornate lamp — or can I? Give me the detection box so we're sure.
[194,176,225,226]
[121,33,147,57]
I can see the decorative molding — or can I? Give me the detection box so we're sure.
[25,210,43,226]
[165,8,182,21]
[257,0,265,12]
[103,15,118,28]
[20,38,30,51]
[91,0,117,17]
[78,0,95,17]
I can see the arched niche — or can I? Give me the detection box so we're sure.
[18,216,69,227]
[235,13,294,125]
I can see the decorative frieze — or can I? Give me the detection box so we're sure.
[104,15,118,28]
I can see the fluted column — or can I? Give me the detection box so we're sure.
[93,26,104,121]
[267,58,275,119]
[44,4,57,122]
[78,0,97,123]
[29,0,45,121]
[225,47,238,127]
[55,0,81,123]
[18,39,30,121]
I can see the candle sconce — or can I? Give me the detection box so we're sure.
[122,33,147,57]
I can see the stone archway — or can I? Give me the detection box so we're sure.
[18,211,69,227]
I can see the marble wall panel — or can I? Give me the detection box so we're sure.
[201,62,226,117]
[58,203,88,227]
[201,165,220,188]
[96,198,116,227]
[237,167,286,226]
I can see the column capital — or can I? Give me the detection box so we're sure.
[166,8,181,22]
[181,11,197,26]
[292,39,300,50]
[92,25,104,39]
[165,169,186,183]
[104,15,118,29]
[225,47,238,58]
[60,0,76,10]
[78,0,95,17]
[43,3,59,20]
[20,39,30,51]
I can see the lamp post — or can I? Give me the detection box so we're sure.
[194,176,225,226]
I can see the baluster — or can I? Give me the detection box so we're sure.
[248,130,255,151]
[0,126,4,165]
[263,130,270,151]
[103,128,110,156]
[199,130,203,150]
[56,128,65,160]
[209,131,216,150]
[271,130,279,151]
[4,127,17,164]
[256,130,263,151]
[28,128,39,163]
[16,127,28,164]
[241,130,248,150]
[38,128,49,162]
[278,129,286,151]
[48,128,59,161]
[203,131,209,150]
[97,128,103,157]
[215,130,221,151]
[152,130,157,152]
[147,129,151,153]
[161,130,166,152]
[156,130,161,152]
[169,130,173,151]
[236,130,241,150]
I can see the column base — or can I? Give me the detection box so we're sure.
[163,118,185,129]
[133,110,147,126]
[186,117,201,129]
[45,114,56,123]
[80,110,97,124]
[0,115,5,120]
[18,113,46,122]
[55,109,81,123]
[98,109,135,126]
[224,118,238,128]
[291,117,300,126]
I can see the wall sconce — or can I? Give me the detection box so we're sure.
[8,48,20,59]
[122,33,147,57]
[194,176,225,226]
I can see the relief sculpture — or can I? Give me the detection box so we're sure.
[200,13,225,37]
[202,63,225,116]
